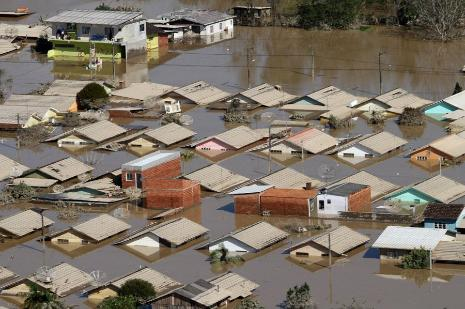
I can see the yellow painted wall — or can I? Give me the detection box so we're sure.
[290,245,325,257]
[51,232,84,244]
[2,283,31,296]
[128,137,157,148]
[58,134,92,146]
[146,35,158,50]
[24,116,41,128]
[88,288,118,302]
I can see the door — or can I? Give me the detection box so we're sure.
[136,173,142,189]
[104,27,114,40]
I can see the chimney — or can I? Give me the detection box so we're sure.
[305,182,312,190]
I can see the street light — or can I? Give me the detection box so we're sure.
[261,112,275,174]
[31,207,47,266]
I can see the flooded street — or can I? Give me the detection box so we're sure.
[1,0,465,308]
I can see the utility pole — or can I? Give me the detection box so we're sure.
[112,40,116,86]
[328,231,332,267]
[246,47,254,88]
[378,51,384,95]
[268,124,272,174]
[311,48,315,80]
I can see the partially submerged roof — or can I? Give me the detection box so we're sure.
[329,171,399,200]
[172,81,231,105]
[286,226,369,255]
[185,164,249,192]
[307,86,366,109]
[423,203,465,220]
[208,272,259,300]
[45,10,143,26]
[260,188,317,199]
[441,90,465,110]
[229,184,273,195]
[110,267,180,294]
[358,131,408,155]
[12,177,58,188]
[39,157,94,182]
[375,88,432,114]
[433,240,465,262]
[0,39,19,56]
[71,214,130,242]
[411,175,465,204]
[0,154,29,181]
[0,267,17,284]
[209,126,262,149]
[28,263,93,297]
[320,106,357,120]
[161,9,233,26]
[239,83,296,107]
[286,128,337,154]
[175,279,231,307]
[372,226,448,251]
[144,123,196,146]
[43,80,98,97]
[122,151,179,171]
[0,210,54,238]
[425,134,465,158]
[112,82,177,101]
[3,94,75,112]
[209,221,289,251]
[115,217,208,247]
[326,183,368,196]
[260,168,323,189]
[46,120,128,144]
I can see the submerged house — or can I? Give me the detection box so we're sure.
[316,183,372,216]
[201,221,288,255]
[147,272,259,309]
[259,167,323,189]
[354,88,432,116]
[46,214,131,245]
[185,164,249,193]
[0,154,29,181]
[111,82,177,103]
[423,203,465,233]
[337,132,408,166]
[86,267,181,304]
[285,226,369,257]
[45,10,151,59]
[114,217,208,251]
[0,263,93,298]
[409,134,465,170]
[266,128,338,156]
[0,210,54,239]
[195,126,263,152]
[424,90,465,121]
[163,81,231,105]
[126,123,197,149]
[372,226,450,261]
[232,6,272,26]
[385,175,465,207]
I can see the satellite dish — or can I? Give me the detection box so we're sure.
[113,207,129,218]
[90,270,107,287]
[35,266,55,284]
[179,114,194,126]
[318,164,336,182]
[52,185,64,194]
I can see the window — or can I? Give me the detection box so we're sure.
[327,199,331,204]
[343,153,354,157]
[210,25,214,33]
[82,26,90,35]
[126,173,133,181]
[296,252,309,257]
[219,22,223,30]
[57,239,69,244]
[319,200,325,210]
[435,223,447,229]
[139,24,145,32]
[417,156,428,161]
[365,153,374,158]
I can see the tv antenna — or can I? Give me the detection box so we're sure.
[318,164,336,184]
[35,266,55,284]
[90,270,107,287]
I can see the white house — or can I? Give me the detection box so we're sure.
[316,183,370,215]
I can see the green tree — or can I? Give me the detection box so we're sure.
[6,183,36,200]
[118,278,156,302]
[97,296,137,309]
[76,83,109,110]
[453,82,463,94]
[398,107,424,126]
[236,297,265,309]
[24,284,66,309]
[297,0,364,29]
[209,245,244,265]
[284,282,313,309]
[401,248,430,269]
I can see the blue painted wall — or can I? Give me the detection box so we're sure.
[387,189,436,204]
[424,219,457,232]
[424,101,457,120]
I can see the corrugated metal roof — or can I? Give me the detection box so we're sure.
[145,123,196,146]
[208,272,259,300]
[448,118,465,133]
[441,91,465,110]
[358,131,408,155]
[412,175,465,204]
[185,164,249,192]
[428,134,465,158]
[423,203,465,220]
[443,110,465,121]
[176,279,231,306]
[160,9,233,26]
[0,154,29,181]
[239,83,296,107]
[308,86,367,108]
[45,10,143,26]
[74,120,128,143]
[44,80,100,97]
[372,226,448,250]
[0,23,50,39]
[320,106,356,120]
[112,82,177,101]
[28,263,93,297]
[229,184,273,195]
[433,240,465,262]
[172,81,231,105]
[286,128,337,154]
[375,88,432,113]
[0,39,19,56]
[212,126,262,149]
[286,226,369,255]
[12,177,58,188]
[111,267,181,293]
[224,221,288,251]
[122,151,179,171]
[329,171,399,200]
[0,105,57,125]
[260,168,323,189]
[72,214,130,242]
[39,157,94,182]
[3,94,75,112]
[0,267,16,284]
[0,210,54,238]
[115,217,208,247]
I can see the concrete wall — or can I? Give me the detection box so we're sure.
[198,19,234,36]
[338,146,370,158]
[196,138,233,151]
[317,194,347,215]
[348,186,372,212]
[290,244,326,257]
[234,193,261,215]
[209,237,253,253]
[127,234,160,248]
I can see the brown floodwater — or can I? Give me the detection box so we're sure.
[1,0,465,308]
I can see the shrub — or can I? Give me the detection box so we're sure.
[453,82,463,94]
[118,279,156,302]
[6,183,35,200]
[34,35,53,54]
[401,248,429,269]
[297,0,364,29]
[76,83,108,110]
[283,282,314,309]
[209,246,244,265]
[24,284,66,309]
[236,298,265,309]
[17,124,52,146]
[98,296,137,309]
[328,115,352,129]
[398,107,424,126]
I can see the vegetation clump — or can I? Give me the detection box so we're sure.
[297,0,364,29]
[161,113,182,125]
[401,248,429,269]
[6,183,35,200]
[283,282,314,309]
[24,284,66,309]
[95,3,141,12]
[76,83,109,110]
[328,115,352,129]
[367,110,385,125]
[224,99,249,123]
[119,278,156,302]
[17,124,52,146]
[209,246,244,265]
[98,295,137,309]
[33,35,53,54]
[453,81,463,95]
[398,107,424,126]
[236,298,265,309]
